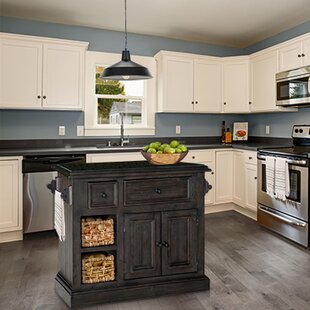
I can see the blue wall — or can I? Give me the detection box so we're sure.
[0,17,310,140]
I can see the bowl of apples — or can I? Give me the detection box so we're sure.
[141,140,188,165]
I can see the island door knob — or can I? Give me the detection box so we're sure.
[155,188,161,194]
[155,241,163,248]
[100,192,108,198]
[162,241,169,247]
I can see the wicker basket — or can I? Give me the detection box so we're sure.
[82,253,115,284]
[81,217,114,247]
[141,151,188,165]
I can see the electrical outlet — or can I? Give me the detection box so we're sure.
[265,125,270,134]
[77,125,84,136]
[176,125,181,135]
[58,126,65,136]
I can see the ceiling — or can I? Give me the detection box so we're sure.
[1,0,310,48]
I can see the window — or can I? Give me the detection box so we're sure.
[85,52,156,136]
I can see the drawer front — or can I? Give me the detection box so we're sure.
[184,150,214,163]
[244,151,257,165]
[124,177,190,205]
[88,181,118,208]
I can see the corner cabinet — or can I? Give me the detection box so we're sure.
[0,33,88,110]
[0,157,23,243]
[54,161,209,307]
[222,57,250,113]
[279,34,310,71]
[155,51,222,113]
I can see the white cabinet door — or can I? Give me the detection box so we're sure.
[0,39,42,109]
[279,41,303,71]
[0,157,22,233]
[251,49,280,112]
[86,152,141,163]
[215,151,233,203]
[162,56,194,112]
[42,44,84,110]
[245,164,257,212]
[194,59,222,113]
[233,151,245,206]
[303,36,310,67]
[222,58,250,112]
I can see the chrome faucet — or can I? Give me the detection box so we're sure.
[120,113,130,146]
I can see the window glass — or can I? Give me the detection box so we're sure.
[95,66,144,125]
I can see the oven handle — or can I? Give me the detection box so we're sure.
[258,206,307,227]
[257,154,307,166]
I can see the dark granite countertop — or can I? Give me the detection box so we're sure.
[0,137,292,157]
[55,160,210,177]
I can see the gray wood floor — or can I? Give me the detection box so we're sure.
[1,211,310,310]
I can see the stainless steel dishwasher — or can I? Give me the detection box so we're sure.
[22,154,86,233]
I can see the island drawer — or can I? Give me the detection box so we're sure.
[88,181,118,209]
[124,177,190,205]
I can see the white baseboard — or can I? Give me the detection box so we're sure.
[0,230,23,243]
[205,203,257,221]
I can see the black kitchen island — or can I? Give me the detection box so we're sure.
[54,160,210,308]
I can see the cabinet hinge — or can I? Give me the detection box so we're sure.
[61,186,72,205]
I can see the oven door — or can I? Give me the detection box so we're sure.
[257,157,308,221]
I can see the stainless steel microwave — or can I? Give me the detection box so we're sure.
[276,65,310,107]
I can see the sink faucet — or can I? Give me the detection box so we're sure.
[120,113,130,146]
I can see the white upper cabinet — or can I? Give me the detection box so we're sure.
[279,34,310,71]
[250,49,280,112]
[0,33,88,110]
[194,58,222,113]
[222,57,250,113]
[155,51,222,113]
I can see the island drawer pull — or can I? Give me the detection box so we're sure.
[100,192,108,198]
[155,188,161,194]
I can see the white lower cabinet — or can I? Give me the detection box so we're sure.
[245,163,257,212]
[232,150,257,212]
[184,150,215,207]
[215,150,233,203]
[0,157,23,243]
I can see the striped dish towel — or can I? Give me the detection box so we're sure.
[266,156,276,197]
[274,157,290,201]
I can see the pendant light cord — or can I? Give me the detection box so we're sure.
[124,0,127,50]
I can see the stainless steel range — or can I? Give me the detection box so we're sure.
[257,125,310,247]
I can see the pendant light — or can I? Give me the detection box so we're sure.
[100,0,152,80]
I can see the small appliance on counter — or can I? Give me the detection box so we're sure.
[233,122,248,141]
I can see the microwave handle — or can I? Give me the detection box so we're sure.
[257,154,307,166]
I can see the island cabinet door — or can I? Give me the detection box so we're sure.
[161,209,198,275]
[123,212,161,280]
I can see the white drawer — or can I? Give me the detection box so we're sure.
[184,150,214,163]
[244,150,257,165]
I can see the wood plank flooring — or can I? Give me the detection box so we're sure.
[1,211,310,310]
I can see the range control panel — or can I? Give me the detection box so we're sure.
[292,125,310,138]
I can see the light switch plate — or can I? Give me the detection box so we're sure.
[265,125,270,134]
[176,125,181,135]
[77,125,84,136]
[58,126,65,136]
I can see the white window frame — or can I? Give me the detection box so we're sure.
[84,51,156,136]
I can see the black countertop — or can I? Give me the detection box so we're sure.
[55,160,210,177]
[0,137,292,157]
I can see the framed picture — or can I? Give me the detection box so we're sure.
[233,122,248,141]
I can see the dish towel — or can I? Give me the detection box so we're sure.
[274,157,290,201]
[54,190,65,241]
[266,156,276,198]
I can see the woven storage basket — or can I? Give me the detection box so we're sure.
[141,151,188,165]
[82,253,115,284]
[81,217,114,247]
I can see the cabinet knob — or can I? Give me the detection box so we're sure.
[224,102,227,105]
[162,241,169,248]
[254,176,257,180]
[191,101,194,105]
[100,192,108,198]
[301,53,305,57]
[211,172,214,175]
[298,54,301,58]
[249,101,252,105]
[249,157,252,160]
[155,188,161,194]
[192,156,195,159]
[155,241,163,248]
[195,101,198,104]
[43,95,46,99]
[37,95,41,99]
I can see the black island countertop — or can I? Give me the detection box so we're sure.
[55,160,211,177]
[0,136,292,157]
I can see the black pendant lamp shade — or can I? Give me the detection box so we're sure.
[100,0,152,81]
[101,49,152,80]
